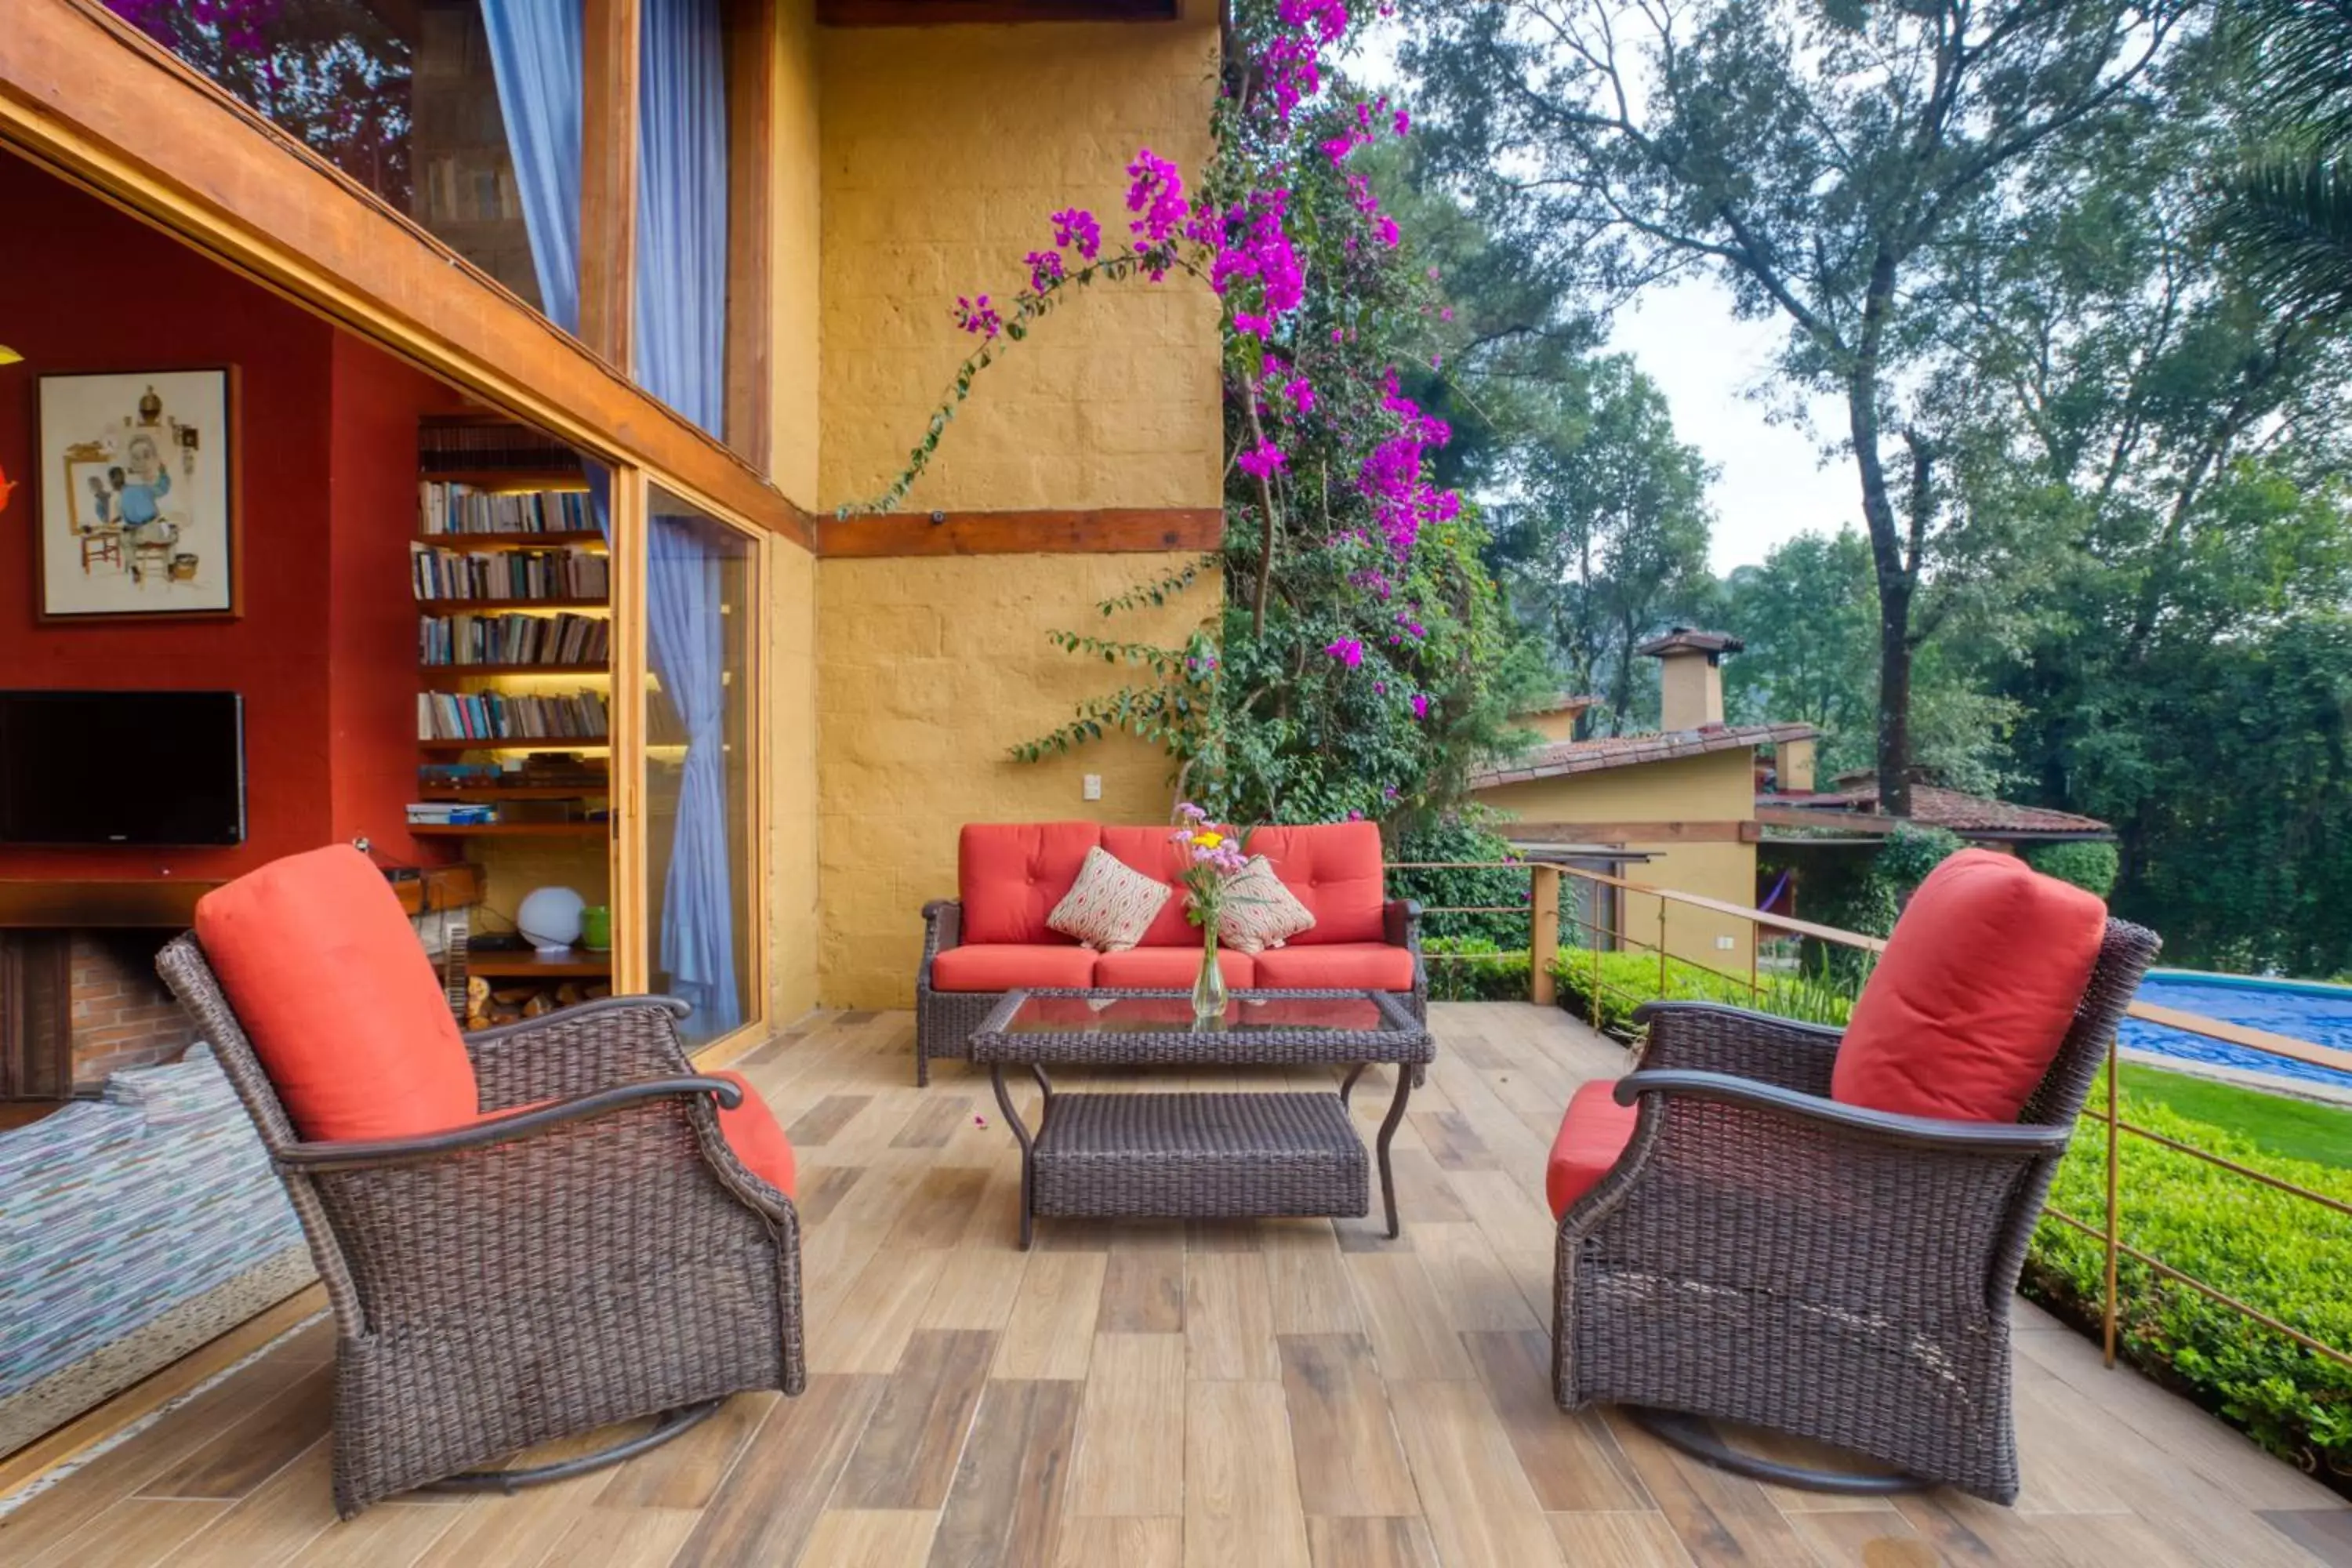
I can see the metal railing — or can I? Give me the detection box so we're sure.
[1391,855,2352,1377]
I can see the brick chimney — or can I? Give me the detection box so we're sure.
[1635,627,1742,731]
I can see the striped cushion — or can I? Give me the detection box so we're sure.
[1218,855,1317,953]
[1047,846,1175,953]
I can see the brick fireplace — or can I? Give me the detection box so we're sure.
[2,930,194,1102]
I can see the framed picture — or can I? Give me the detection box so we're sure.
[34,368,238,622]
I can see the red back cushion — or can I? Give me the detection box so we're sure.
[1244,822,1387,945]
[1101,825,1210,946]
[194,844,478,1142]
[1831,849,2106,1123]
[958,822,1103,945]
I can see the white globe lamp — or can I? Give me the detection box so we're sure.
[517,886,586,954]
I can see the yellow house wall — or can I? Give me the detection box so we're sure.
[815,18,1223,513]
[815,551,1214,1007]
[1472,750,1760,970]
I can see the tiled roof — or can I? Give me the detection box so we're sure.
[1469,721,1817,789]
[1512,691,1599,718]
[1634,626,1743,658]
[1777,783,2112,837]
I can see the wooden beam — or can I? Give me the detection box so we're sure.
[1754,805,1902,835]
[724,0,776,472]
[0,0,812,550]
[579,0,641,370]
[1498,821,1762,845]
[818,0,1178,24]
[818,506,1221,557]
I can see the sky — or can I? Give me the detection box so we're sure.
[1604,277,1860,574]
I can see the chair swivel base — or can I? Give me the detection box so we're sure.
[1624,1406,1933,1495]
[422,1398,727,1496]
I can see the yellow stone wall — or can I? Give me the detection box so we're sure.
[1472,750,1761,969]
[815,550,1214,1007]
[814,18,1223,513]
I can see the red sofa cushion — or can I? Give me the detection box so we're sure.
[958,822,1102,946]
[1547,1079,1639,1219]
[1244,823,1386,944]
[709,1069,796,1197]
[194,844,478,1142]
[1250,942,1414,992]
[1099,824,1212,946]
[1832,849,2106,1123]
[1094,946,1257,989]
[931,942,1098,993]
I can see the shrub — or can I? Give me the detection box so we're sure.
[2027,1087,2352,1486]
[1422,935,1533,1000]
[1549,948,1859,1039]
[1389,817,1530,945]
[2029,840,2121,898]
[1876,821,1967,889]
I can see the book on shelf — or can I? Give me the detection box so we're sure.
[419,611,610,667]
[411,543,608,601]
[417,481,593,536]
[419,760,608,789]
[418,422,580,474]
[405,803,496,826]
[416,688,609,742]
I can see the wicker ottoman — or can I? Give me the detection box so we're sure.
[970,988,1434,1247]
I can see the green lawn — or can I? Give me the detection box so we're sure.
[2118,1062,2352,1170]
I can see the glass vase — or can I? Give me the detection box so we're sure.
[1192,928,1230,1028]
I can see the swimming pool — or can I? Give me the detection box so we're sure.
[2123,970,2352,1092]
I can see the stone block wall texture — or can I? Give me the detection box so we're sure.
[1473,750,1762,971]
[815,17,1224,514]
[814,550,1214,1007]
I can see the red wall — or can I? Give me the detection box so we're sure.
[0,150,459,880]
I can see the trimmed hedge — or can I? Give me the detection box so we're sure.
[2028,840,2122,898]
[1529,953,2352,1490]
[1421,936,1534,1001]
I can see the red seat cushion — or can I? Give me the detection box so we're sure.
[1092,946,1257,989]
[1244,823,1387,945]
[709,1069,796,1197]
[1250,942,1414,991]
[1100,824,1214,946]
[930,942,1098,993]
[194,844,479,1142]
[1832,849,2106,1123]
[958,822,1102,946]
[1547,1078,1639,1219]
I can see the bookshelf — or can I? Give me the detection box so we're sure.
[412,419,616,1023]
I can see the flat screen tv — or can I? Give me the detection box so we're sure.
[0,691,246,847]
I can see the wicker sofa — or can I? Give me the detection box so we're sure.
[915,819,1425,1085]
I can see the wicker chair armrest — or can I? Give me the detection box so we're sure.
[275,1076,743,1174]
[466,995,695,1109]
[922,899,964,961]
[1384,898,1424,950]
[1628,1000,1844,1093]
[1613,1070,2074,1155]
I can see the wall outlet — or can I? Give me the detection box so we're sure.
[1081,774,1102,801]
[1715,935,1737,950]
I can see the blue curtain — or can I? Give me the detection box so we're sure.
[637,0,740,1035]
[480,0,584,333]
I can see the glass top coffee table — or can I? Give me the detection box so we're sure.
[967,989,1436,1248]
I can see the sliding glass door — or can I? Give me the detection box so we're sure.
[639,486,760,1045]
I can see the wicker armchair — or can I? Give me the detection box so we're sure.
[158,937,805,1518]
[916,896,1428,1087]
[1552,917,2158,1503]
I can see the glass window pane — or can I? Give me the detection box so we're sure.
[644,488,755,1044]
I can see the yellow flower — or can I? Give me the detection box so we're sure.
[1191,830,1224,848]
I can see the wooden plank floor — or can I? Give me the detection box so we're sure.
[5,1003,2347,1567]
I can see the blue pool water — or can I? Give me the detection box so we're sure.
[2122,971,2352,1092]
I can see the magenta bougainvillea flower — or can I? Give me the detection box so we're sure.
[1025,249,1065,291]
[953,294,1003,338]
[1052,208,1103,261]
[1410,692,1432,720]
[1237,439,1287,479]
[1324,637,1365,668]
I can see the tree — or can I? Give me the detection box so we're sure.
[2210,0,2352,321]
[1404,0,2190,813]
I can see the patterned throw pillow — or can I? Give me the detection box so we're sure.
[1218,855,1317,953]
[1047,846,1174,952]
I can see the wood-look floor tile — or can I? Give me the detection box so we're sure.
[796,1508,939,1567]
[1785,1508,1939,1566]
[811,1245,953,1374]
[1054,1515,1181,1568]
[1262,1226,1363,1336]
[1305,1515,1440,1568]
[2258,1508,2352,1568]
[517,1504,699,1568]
[927,1379,1081,1568]
[1068,1334,1186,1518]
[916,1241,1029,1332]
[1183,1380,1311,1568]
[793,1163,866,1228]
[1098,1248,1185,1334]
[1599,1406,1820,1566]
[836,1330,998,1511]
[1276,1334,1417,1518]
[993,1252,1106,1380]
[158,1442,341,1567]
[787,1094,872,1146]
[593,1390,773,1511]
[1414,1221,1541,1333]
[1461,1330,1650,1512]
[136,1366,332,1501]
[893,1094,975,1150]
[1384,1148,1472,1225]
[1344,1253,1473,1381]
[674,1374,886,1568]
[1545,1510,1695,1566]
[21,1497,225,1568]
[1184,1252,1279,1382]
[884,1167,991,1250]
[1387,1378,1563,1567]
[1410,1110,1499,1172]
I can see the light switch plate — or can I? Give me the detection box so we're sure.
[1715,935,1736,950]
[1082,774,1102,801]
